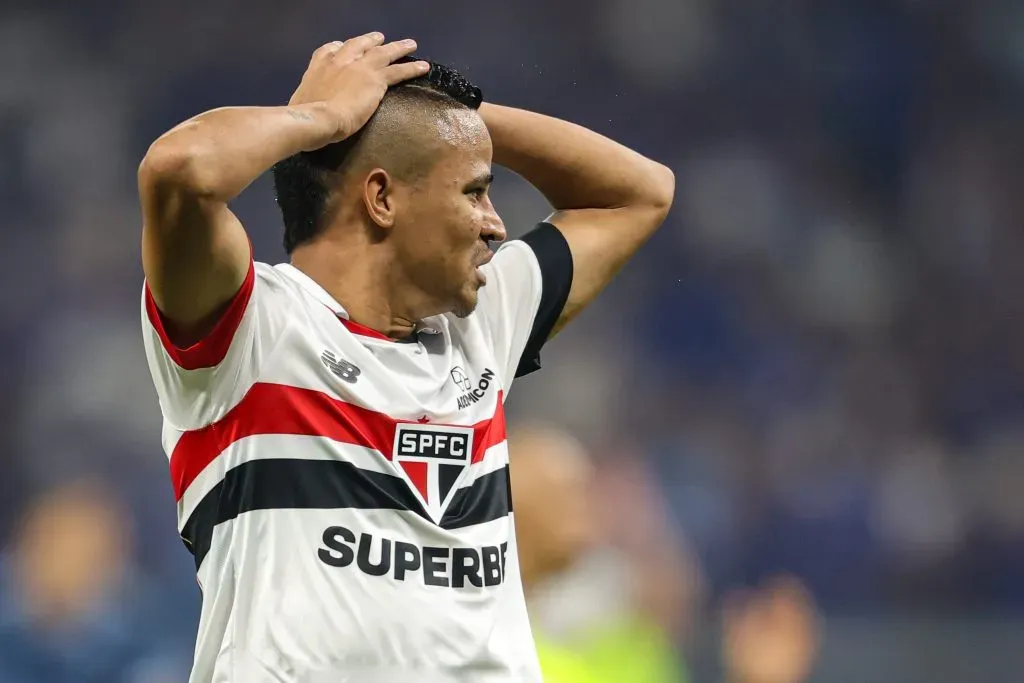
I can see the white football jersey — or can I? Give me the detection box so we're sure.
[141,224,573,683]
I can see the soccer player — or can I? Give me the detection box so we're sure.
[139,33,674,683]
[509,425,690,683]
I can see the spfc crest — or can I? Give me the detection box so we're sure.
[393,422,474,521]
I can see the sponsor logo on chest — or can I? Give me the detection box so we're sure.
[453,367,496,410]
[318,526,508,589]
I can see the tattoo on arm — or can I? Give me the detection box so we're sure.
[287,108,316,123]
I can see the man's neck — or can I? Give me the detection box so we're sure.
[290,240,428,340]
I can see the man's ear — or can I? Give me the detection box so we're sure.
[363,168,396,229]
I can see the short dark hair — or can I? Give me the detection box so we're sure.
[273,58,483,254]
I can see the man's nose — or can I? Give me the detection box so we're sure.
[482,204,506,244]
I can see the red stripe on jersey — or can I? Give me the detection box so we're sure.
[170,382,507,501]
[471,399,505,465]
[145,259,256,371]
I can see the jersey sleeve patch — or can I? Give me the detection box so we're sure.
[514,223,574,378]
[144,258,256,371]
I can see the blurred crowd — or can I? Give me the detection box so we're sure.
[1,0,1023,681]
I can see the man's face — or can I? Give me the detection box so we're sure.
[392,108,506,318]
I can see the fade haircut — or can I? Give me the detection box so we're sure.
[273,58,483,254]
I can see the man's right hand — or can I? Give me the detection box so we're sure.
[139,34,427,346]
[139,34,425,344]
[289,33,430,148]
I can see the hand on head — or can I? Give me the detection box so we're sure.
[289,32,430,146]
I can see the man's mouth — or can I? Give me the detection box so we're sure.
[474,252,492,285]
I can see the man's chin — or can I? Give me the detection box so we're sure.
[451,289,480,319]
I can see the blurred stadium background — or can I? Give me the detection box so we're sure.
[2,1,1024,681]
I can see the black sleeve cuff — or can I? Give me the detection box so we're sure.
[514,222,574,379]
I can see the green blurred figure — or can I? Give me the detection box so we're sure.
[533,618,683,683]
[508,426,692,683]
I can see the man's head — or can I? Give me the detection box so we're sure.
[508,424,598,586]
[273,60,505,319]
[13,478,130,624]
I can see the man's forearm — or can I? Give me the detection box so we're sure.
[140,104,337,202]
[479,103,672,212]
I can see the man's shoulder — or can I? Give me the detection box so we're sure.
[252,262,315,309]
[486,238,538,271]
[254,261,294,290]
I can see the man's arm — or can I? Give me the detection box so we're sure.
[139,104,337,345]
[139,34,427,346]
[479,103,674,338]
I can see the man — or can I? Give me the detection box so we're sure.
[0,479,184,683]
[509,425,690,683]
[138,32,673,682]
[720,577,820,683]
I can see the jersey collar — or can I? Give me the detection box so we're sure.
[275,263,350,317]
[274,263,440,339]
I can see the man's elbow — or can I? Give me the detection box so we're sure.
[634,161,675,218]
[138,127,217,198]
[650,162,675,211]
[139,145,199,196]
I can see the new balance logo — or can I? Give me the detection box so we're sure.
[321,350,361,384]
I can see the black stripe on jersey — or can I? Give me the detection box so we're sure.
[516,222,574,378]
[181,460,426,568]
[440,467,511,529]
[181,460,512,568]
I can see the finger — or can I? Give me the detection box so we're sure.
[338,31,386,57]
[312,40,345,60]
[365,38,420,67]
[382,60,431,86]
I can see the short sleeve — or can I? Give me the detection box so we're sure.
[140,261,290,430]
[474,222,574,389]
